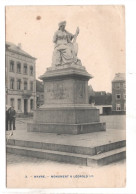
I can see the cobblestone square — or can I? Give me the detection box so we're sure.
[6,117,126,188]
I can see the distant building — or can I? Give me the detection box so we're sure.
[112,73,126,113]
[36,80,44,107]
[5,42,37,116]
[89,91,112,115]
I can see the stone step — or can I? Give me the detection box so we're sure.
[27,122,106,135]
[7,145,88,165]
[7,138,126,156]
[6,145,126,166]
[87,147,126,166]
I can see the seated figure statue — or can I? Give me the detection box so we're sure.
[52,21,80,67]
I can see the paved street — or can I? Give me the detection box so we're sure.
[15,115,126,131]
[15,115,126,129]
[100,115,126,129]
[7,152,126,167]
[6,116,126,188]
[6,118,126,148]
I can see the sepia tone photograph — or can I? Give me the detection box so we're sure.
[5,5,126,188]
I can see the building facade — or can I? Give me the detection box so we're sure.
[112,73,126,112]
[6,42,37,116]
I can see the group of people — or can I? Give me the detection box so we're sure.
[6,106,16,133]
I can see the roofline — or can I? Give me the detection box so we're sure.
[6,42,37,60]
[6,48,37,60]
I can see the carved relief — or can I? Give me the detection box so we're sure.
[77,82,84,98]
[45,82,69,100]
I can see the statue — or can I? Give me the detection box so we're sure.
[52,21,80,67]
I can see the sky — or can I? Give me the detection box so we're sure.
[6,5,125,92]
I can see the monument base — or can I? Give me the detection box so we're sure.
[27,64,106,135]
[27,122,106,135]
[27,105,106,134]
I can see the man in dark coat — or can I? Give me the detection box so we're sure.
[6,107,11,131]
[9,106,16,131]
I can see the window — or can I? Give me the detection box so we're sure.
[17,62,21,73]
[116,104,121,111]
[30,66,33,76]
[30,99,33,110]
[10,78,14,89]
[30,81,33,91]
[17,79,21,90]
[10,98,14,107]
[116,94,121,100]
[124,94,126,100]
[24,81,27,90]
[115,83,120,89]
[10,60,14,72]
[18,99,21,111]
[24,64,27,74]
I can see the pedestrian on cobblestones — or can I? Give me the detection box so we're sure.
[9,106,16,133]
[6,106,11,131]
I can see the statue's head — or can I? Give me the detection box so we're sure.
[58,21,66,30]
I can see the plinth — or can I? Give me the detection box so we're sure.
[27,63,106,134]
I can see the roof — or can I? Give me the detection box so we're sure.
[89,92,112,105]
[112,73,126,82]
[95,91,106,96]
[6,42,36,60]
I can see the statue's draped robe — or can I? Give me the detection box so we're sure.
[52,30,76,66]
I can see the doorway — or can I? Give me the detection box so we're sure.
[24,99,28,114]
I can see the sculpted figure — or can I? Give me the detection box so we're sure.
[52,21,80,66]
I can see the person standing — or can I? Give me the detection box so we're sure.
[9,106,16,131]
[6,106,11,131]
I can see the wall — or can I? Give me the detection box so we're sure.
[100,115,126,129]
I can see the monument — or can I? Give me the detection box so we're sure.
[27,21,106,134]
[6,18,125,171]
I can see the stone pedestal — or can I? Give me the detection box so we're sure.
[27,63,106,134]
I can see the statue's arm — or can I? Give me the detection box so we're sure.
[66,28,79,42]
[66,31,74,41]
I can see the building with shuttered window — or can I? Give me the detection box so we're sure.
[5,42,37,116]
[112,73,126,113]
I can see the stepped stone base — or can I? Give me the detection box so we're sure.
[7,145,126,166]
[28,105,106,134]
[7,134,126,166]
[28,65,106,134]
[33,105,100,124]
[27,122,106,134]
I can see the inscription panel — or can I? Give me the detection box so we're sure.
[44,79,74,104]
